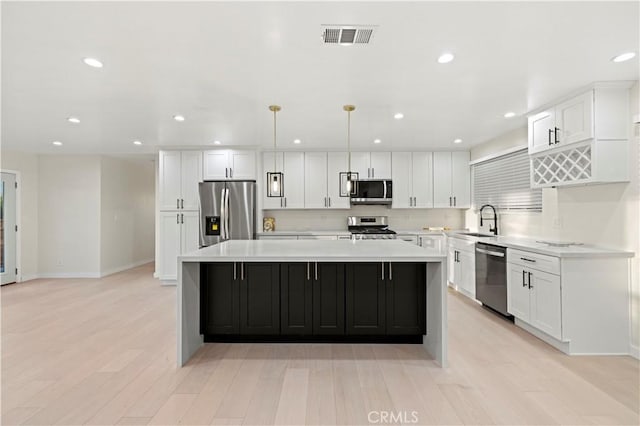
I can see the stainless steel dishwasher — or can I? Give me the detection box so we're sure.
[475,242,512,318]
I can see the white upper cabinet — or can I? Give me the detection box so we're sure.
[304,152,350,209]
[203,150,256,180]
[159,151,202,211]
[391,152,433,208]
[370,152,392,179]
[304,152,328,209]
[261,152,304,209]
[529,83,632,188]
[433,151,470,208]
[347,152,392,179]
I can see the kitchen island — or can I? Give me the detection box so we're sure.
[177,239,448,367]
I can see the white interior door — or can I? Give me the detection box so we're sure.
[1,172,17,285]
[304,152,328,208]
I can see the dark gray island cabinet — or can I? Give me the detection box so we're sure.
[178,240,448,367]
[200,262,425,340]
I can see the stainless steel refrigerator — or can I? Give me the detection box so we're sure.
[199,181,256,247]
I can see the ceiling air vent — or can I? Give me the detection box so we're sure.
[321,25,377,45]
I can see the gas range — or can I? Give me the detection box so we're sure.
[347,216,397,240]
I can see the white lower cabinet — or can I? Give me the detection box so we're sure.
[507,250,563,341]
[448,238,475,299]
[159,211,199,281]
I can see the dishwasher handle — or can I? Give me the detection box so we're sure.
[475,247,505,257]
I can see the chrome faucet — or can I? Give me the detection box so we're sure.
[479,204,498,235]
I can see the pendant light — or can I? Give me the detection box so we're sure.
[339,104,359,197]
[266,105,284,197]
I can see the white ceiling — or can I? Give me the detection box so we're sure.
[2,1,638,155]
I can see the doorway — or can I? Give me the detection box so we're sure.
[1,172,17,285]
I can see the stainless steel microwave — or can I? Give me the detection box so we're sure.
[350,180,392,205]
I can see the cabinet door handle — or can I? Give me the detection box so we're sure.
[181,213,184,224]
[389,263,392,281]
[381,262,385,280]
[419,236,422,246]
[181,199,184,209]
[230,168,233,178]
[176,213,180,224]
[280,198,283,208]
[528,272,533,289]
[284,198,287,207]
[241,262,244,280]
[328,197,331,207]
[520,257,536,263]
[177,198,180,209]
[548,129,553,146]
[315,262,318,280]
[234,262,237,280]
[367,168,371,178]
[454,196,456,206]
[324,197,327,207]
[554,127,560,144]
[225,168,228,178]
[522,270,527,287]
[449,196,452,206]
[307,262,310,280]
[372,167,375,177]
[413,197,416,206]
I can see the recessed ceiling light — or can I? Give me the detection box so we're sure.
[67,117,80,124]
[373,139,381,144]
[504,112,516,118]
[394,113,404,120]
[133,140,142,145]
[611,52,636,63]
[293,139,301,144]
[173,115,185,122]
[52,141,63,146]
[437,53,455,64]
[453,138,462,144]
[213,140,221,145]
[83,57,103,68]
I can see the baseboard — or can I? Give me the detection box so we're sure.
[161,280,177,286]
[515,318,571,354]
[630,344,639,359]
[38,272,102,279]
[99,259,154,278]
[19,274,39,282]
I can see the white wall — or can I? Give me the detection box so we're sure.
[0,150,39,281]
[263,205,465,232]
[100,157,155,276]
[38,155,102,277]
[466,82,640,351]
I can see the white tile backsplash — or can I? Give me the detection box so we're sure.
[262,206,465,232]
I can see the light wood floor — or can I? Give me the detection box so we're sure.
[2,263,638,425]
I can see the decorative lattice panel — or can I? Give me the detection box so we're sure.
[532,145,592,187]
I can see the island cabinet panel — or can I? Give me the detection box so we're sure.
[313,263,345,335]
[386,263,426,335]
[240,263,280,335]
[346,263,386,335]
[201,263,240,335]
[280,263,313,335]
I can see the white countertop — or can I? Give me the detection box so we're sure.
[180,240,446,262]
[450,233,634,258]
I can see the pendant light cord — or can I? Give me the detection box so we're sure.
[347,109,351,172]
[273,108,277,171]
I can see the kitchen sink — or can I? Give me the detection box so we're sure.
[459,232,496,238]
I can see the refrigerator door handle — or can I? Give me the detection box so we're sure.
[220,187,227,239]
[225,188,230,240]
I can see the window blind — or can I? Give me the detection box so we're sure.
[472,149,542,212]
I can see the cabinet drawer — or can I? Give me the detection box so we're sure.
[448,237,476,253]
[507,248,560,275]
